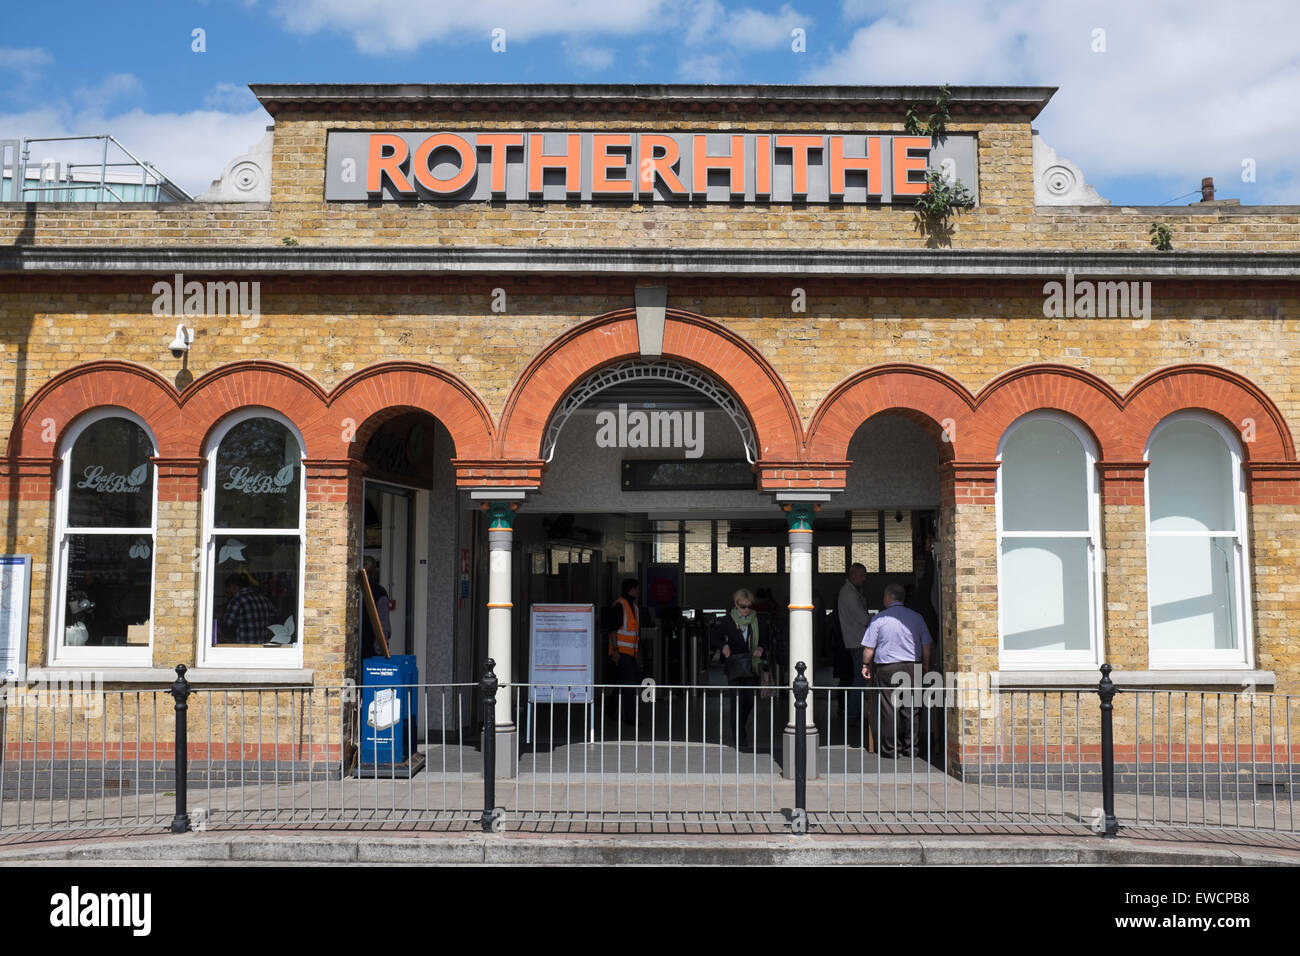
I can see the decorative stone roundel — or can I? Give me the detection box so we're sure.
[229,160,263,194]
[1042,164,1077,198]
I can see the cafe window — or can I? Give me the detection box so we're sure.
[1146,414,1251,667]
[997,413,1101,668]
[201,412,304,666]
[53,411,156,665]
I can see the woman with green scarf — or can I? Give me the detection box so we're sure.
[711,587,771,751]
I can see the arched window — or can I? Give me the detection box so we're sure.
[1145,414,1250,667]
[201,411,304,667]
[52,411,156,665]
[997,413,1101,667]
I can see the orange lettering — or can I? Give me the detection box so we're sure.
[892,135,931,197]
[638,134,687,197]
[412,133,477,195]
[754,135,771,196]
[477,133,524,193]
[829,135,883,197]
[692,134,746,197]
[366,134,413,195]
[775,135,824,197]
[528,133,582,196]
[591,134,634,195]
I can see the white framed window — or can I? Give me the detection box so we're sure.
[50,409,157,667]
[1145,413,1252,668]
[996,412,1102,669]
[200,410,305,668]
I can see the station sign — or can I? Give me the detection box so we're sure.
[324,130,978,203]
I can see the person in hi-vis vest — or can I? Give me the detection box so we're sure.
[607,579,641,726]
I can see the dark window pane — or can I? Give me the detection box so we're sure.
[620,458,755,491]
[68,418,153,528]
[214,418,302,529]
[211,534,300,646]
[64,534,152,646]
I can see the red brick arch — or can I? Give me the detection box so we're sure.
[1121,365,1292,461]
[11,361,183,456]
[806,361,1293,467]
[10,359,496,464]
[969,365,1125,460]
[806,364,975,460]
[180,362,330,456]
[497,309,803,460]
[328,363,495,460]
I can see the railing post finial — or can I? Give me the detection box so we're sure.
[1097,663,1120,839]
[169,664,192,834]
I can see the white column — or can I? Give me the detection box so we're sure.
[485,502,517,776]
[783,503,819,779]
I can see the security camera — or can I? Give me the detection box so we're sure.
[168,323,192,358]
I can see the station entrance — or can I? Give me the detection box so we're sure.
[471,361,947,753]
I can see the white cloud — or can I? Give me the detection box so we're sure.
[73,73,145,113]
[0,47,53,73]
[0,46,54,102]
[271,0,670,53]
[204,82,260,112]
[677,52,730,83]
[726,4,809,50]
[803,0,1300,203]
[0,101,271,199]
[684,0,810,50]
[565,43,616,72]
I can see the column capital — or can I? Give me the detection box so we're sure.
[783,502,817,531]
[756,460,849,494]
[151,456,204,478]
[1096,459,1148,506]
[303,458,366,481]
[1095,459,1149,480]
[483,500,518,530]
[938,461,998,506]
[1244,460,1300,505]
[454,459,544,492]
[152,456,204,502]
[936,461,1000,483]
[3,456,57,502]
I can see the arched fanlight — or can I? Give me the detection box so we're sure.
[541,360,758,464]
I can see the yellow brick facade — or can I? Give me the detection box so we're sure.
[2,85,1298,753]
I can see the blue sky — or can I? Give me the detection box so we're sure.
[2,0,1297,205]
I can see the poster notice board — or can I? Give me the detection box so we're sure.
[1,555,31,682]
[528,604,594,703]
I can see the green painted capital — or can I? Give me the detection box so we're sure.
[486,501,515,530]
[786,503,815,531]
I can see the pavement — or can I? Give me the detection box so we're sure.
[1,827,1298,865]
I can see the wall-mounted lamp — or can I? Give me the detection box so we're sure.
[168,323,192,358]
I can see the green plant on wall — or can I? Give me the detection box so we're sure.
[904,84,953,143]
[914,169,975,224]
[1149,222,1173,251]
[904,85,975,242]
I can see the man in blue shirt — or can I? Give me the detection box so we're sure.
[861,583,933,759]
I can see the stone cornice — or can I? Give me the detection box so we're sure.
[3,247,1298,278]
[249,83,1057,119]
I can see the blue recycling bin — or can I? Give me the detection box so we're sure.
[360,655,419,766]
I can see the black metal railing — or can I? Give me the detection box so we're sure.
[1,663,1295,839]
